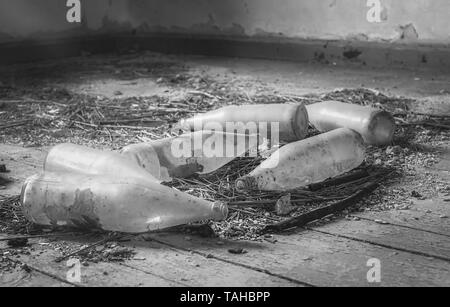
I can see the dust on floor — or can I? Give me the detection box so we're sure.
[0,51,449,253]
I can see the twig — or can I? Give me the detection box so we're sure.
[408,112,450,119]
[0,120,29,129]
[99,119,166,126]
[400,121,450,130]
[0,232,79,242]
[230,207,281,222]
[308,169,370,191]
[420,122,450,130]
[229,200,276,207]
[73,120,164,131]
[188,90,220,100]
[0,98,62,105]
[228,197,335,207]
[147,107,197,114]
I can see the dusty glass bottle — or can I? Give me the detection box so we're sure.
[306,101,396,145]
[44,143,161,183]
[177,103,309,143]
[121,131,261,182]
[236,128,365,191]
[21,172,228,233]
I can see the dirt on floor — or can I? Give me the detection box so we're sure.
[0,51,449,257]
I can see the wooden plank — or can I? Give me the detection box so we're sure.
[147,231,450,287]
[351,152,446,235]
[121,238,298,287]
[0,267,72,287]
[1,234,297,287]
[352,198,450,236]
[1,238,182,287]
[312,218,450,261]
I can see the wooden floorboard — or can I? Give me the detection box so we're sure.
[1,235,298,287]
[121,239,297,287]
[311,218,450,262]
[1,239,181,287]
[351,198,450,237]
[1,143,449,286]
[146,231,450,287]
[0,267,72,287]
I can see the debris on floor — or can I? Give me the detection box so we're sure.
[74,242,136,263]
[0,196,36,234]
[228,248,248,255]
[6,237,28,248]
[1,52,449,247]
[0,164,9,173]
[275,194,295,216]
[16,93,395,234]
[166,224,217,238]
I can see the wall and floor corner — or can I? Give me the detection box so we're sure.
[0,0,449,69]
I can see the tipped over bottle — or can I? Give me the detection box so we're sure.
[177,103,309,143]
[21,172,228,233]
[236,128,365,192]
[306,101,396,145]
[121,131,261,182]
[44,143,160,183]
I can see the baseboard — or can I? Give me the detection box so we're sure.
[0,35,116,65]
[1,33,449,71]
[120,33,450,71]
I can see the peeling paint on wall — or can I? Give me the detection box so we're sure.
[0,0,449,45]
[397,24,419,42]
[121,0,450,44]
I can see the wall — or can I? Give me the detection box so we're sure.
[0,0,130,43]
[0,0,77,42]
[123,0,450,45]
[0,0,449,45]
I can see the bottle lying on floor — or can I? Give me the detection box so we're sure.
[236,128,366,192]
[21,172,228,233]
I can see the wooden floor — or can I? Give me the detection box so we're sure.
[1,144,449,287]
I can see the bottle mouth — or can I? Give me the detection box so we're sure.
[19,178,29,206]
[235,176,258,192]
[212,202,229,220]
[42,149,54,172]
[369,111,396,145]
[292,103,309,141]
[19,174,40,214]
